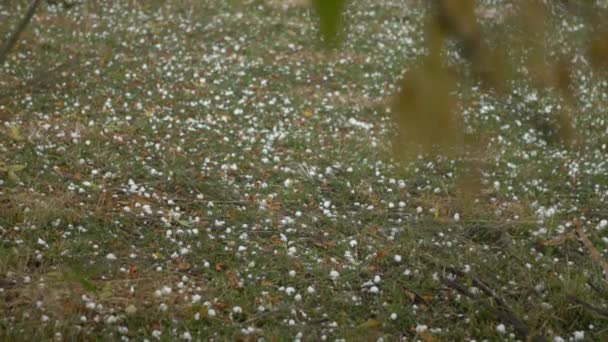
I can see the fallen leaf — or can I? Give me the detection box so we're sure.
[125,304,137,315]
[359,319,382,329]
[303,108,314,118]
[8,126,23,141]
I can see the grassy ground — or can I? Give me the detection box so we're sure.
[1,0,608,340]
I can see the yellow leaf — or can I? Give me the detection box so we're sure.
[303,108,313,118]
[359,319,381,329]
[8,171,19,183]
[125,304,137,315]
[100,282,113,300]
[9,126,23,141]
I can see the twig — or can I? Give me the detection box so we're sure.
[587,280,608,297]
[446,267,509,306]
[0,0,44,66]
[574,221,608,283]
[441,277,534,340]
[539,230,576,247]
[423,254,541,340]
[566,294,608,318]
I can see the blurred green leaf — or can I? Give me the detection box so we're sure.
[67,265,97,292]
[313,0,346,46]
[392,59,461,159]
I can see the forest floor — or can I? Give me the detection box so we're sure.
[1,0,608,340]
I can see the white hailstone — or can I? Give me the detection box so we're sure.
[295,294,302,301]
[161,286,172,295]
[453,213,460,221]
[329,270,340,280]
[152,330,162,339]
[191,294,202,304]
[289,270,296,277]
[496,324,506,334]
[349,240,358,248]
[493,181,500,191]
[106,315,117,324]
[463,265,471,273]
[573,331,584,341]
[416,206,423,214]
[182,332,192,341]
[232,306,243,314]
[285,287,296,296]
[208,308,216,317]
[159,303,168,312]
[404,269,412,276]
[394,255,402,263]
[553,337,565,342]
[323,201,331,208]
[41,315,50,322]
[238,245,247,252]
[599,219,608,230]
[369,286,380,294]
[373,275,381,284]
[106,253,117,261]
[415,324,428,333]
[307,286,316,294]
[390,313,398,320]
[284,178,292,187]
[399,201,406,208]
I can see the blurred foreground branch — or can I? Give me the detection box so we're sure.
[0,0,44,66]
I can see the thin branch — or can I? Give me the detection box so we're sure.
[445,266,517,315]
[574,221,608,283]
[566,295,608,318]
[0,0,44,66]
[423,254,544,341]
[587,280,608,297]
[441,277,534,340]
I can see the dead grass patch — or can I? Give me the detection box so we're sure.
[0,190,82,227]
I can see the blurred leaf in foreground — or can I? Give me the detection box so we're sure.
[312,0,347,46]
[392,59,461,159]
[589,30,608,71]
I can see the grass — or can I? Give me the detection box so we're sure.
[1,0,608,340]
